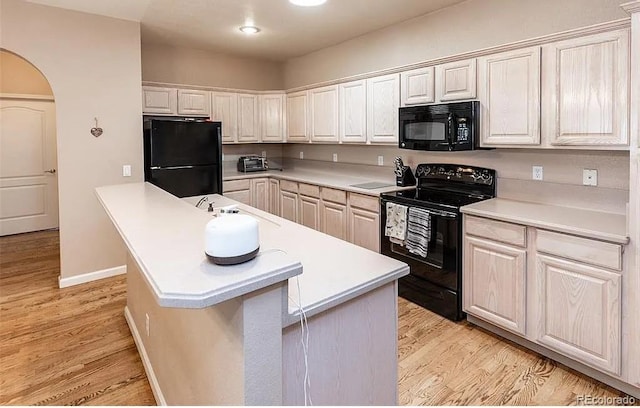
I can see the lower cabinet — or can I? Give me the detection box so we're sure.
[280,190,299,223]
[533,253,621,375]
[250,178,269,212]
[463,214,624,378]
[299,195,321,230]
[320,200,348,240]
[463,236,526,335]
[347,193,380,252]
[223,179,251,206]
[268,179,280,216]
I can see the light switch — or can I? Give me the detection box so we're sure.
[332,153,338,162]
[299,151,304,160]
[123,165,132,177]
[378,156,384,166]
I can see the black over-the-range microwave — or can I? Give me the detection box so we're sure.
[399,101,480,151]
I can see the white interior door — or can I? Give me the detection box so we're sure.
[0,98,58,236]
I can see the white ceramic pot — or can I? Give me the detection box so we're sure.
[204,214,259,265]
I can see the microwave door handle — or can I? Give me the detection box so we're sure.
[447,114,455,151]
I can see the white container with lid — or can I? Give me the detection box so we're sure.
[205,213,259,265]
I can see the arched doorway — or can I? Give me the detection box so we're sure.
[0,49,59,236]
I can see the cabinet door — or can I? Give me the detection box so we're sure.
[436,58,477,102]
[224,190,251,206]
[463,236,527,335]
[287,91,309,142]
[211,92,238,143]
[177,89,210,116]
[320,200,348,240]
[542,29,629,146]
[533,254,621,375]
[366,74,400,144]
[237,94,260,143]
[280,190,299,222]
[268,179,280,216]
[478,47,541,146]
[250,178,269,211]
[400,66,435,106]
[309,85,339,142]
[299,195,321,230]
[348,207,380,252]
[142,86,177,115]
[260,94,285,142]
[339,80,367,143]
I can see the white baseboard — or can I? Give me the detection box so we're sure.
[124,306,166,406]
[58,265,126,288]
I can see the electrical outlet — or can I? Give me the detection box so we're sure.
[261,150,266,158]
[532,165,543,181]
[332,153,338,162]
[377,156,384,166]
[583,169,598,186]
[122,164,131,177]
[299,151,304,160]
[145,313,150,337]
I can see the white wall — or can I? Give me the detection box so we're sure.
[0,0,143,279]
[284,0,629,88]
[142,43,283,90]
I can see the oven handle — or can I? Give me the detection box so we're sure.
[382,200,458,219]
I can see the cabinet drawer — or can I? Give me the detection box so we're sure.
[280,180,298,193]
[321,187,347,204]
[465,216,526,247]
[298,183,320,198]
[224,179,251,192]
[349,193,379,212]
[536,230,622,271]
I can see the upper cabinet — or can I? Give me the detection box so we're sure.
[400,66,435,106]
[177,89,210,116]
[436,58,477,102]
[260,93,285,143]
[287,91,309,142]
[541,29,630,147]
[339,80,367,143]
[237,94,260,143]
[142,86,178,115]
[366,74,400,144]
[478,47,541,146]
[211,92,238,144]
[309,85,339,143]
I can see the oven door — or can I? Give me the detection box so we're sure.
[399,110,453,151]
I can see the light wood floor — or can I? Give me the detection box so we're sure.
[0,230,634,405]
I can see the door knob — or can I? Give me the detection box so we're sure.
[44,169,56,174]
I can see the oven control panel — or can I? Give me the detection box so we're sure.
[414,164,495,187]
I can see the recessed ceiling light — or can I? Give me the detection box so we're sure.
[239,25,260,34]
[289,0,327,6]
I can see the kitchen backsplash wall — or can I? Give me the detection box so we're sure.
[282,144,630,214]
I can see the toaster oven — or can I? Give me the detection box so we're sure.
[237,155,268,172]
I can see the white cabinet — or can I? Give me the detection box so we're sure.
[223,179,251,206]
[400,66,435,106]
[436,58,477,102]
[299,194,321,230]
[287,91,309,142]
[347,193,380,252]
[260,93,285,143]
[366,74,400,144]
[321,201,348,240]
[177,89,210,116]
[533,254,621,375]
[541,29,629,147]
[250,178,269,212]
[478,47,541,146]
[463,236,527,335]
[339,80,367,143]
[309,86,339,143]
[280,190,299,222]
[268,179,280,216]
[237,94,260,143]
[142,86,177,115]
[211,92,238,144]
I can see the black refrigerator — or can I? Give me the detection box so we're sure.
[143,117,222,198]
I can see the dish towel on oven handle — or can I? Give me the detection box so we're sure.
[385,202,408,245]
[406,207,432,258]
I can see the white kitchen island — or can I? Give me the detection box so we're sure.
[96,182,409,406]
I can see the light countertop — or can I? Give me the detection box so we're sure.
[460,198,629,244]
[222,163,413,196]
[96,182,409,327]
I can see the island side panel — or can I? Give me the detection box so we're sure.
[126,253,245,405]
[282,282,399,405]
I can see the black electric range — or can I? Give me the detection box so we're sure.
[380,163,496,321]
